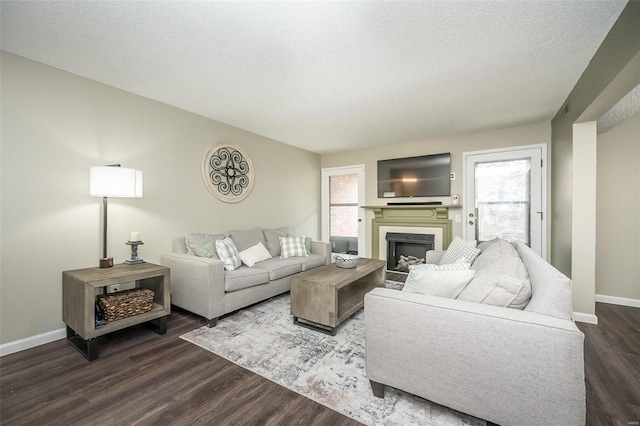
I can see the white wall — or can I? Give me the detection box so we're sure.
[596,111,640,300]
[321,121,551,257]
[0,52,321,345]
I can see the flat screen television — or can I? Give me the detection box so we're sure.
[377,153,451,198]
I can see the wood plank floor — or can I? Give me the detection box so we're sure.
[1,298,638,425]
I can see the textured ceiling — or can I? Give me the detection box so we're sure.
[598,84,640,134]
[0,1,628,154]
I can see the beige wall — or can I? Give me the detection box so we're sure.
[321,122,551,258]
[551,2,640,277]
[0,52,321,345]
[551,2,640,315]
[596,112,640,300]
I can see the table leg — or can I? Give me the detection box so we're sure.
[66,326,99,361]
[147,316,167,335]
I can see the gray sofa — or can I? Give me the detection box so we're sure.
[364,239,585,426]
[161,227,331,327]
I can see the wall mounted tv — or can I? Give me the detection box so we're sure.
[377,152,451,198]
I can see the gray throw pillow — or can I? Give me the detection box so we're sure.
[228,227,267,252]
[457,255,532,309]
[262,227,290,257]
[472,238,519,271]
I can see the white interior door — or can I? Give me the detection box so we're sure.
[321,165,365,257]
[464,145,547,258]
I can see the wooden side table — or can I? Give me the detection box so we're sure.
[62,263,170,361]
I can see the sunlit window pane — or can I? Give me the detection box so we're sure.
[475,159,530,244]
[330,174,358,204]
[330,206,358,237]
[477,203,528,243]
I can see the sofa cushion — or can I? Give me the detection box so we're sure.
[439,237,481,265]
[228,227,267,252]
[185,233,226,255]
[513,241,573,320]
[262,227,290,257]
[253,257,302,280]
[403,268,475,299]
[239,242,272,267]
[298,253,326,271]
[224,267,270,292]
[280,236,309,258]
[192,241,219,259]
[457,255,532,309]
[471,238,519,271]
[216,237,242,271]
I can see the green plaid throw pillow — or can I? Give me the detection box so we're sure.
[279,236,309,259]
[215,237,242,271]
[439,237,481,265]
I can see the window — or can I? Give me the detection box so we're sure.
[329,174,358,238]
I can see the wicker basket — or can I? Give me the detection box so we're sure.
[98,288,155,322]
[335,254,359,269]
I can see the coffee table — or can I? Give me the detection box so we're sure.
[290,258,386,335]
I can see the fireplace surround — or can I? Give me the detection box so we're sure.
[363,204,459,269]
[386,232,435,272]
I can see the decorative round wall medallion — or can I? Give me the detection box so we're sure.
[201,142,255,203]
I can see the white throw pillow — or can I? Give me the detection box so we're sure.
[215,237,242,271]
[409,262,471,271]
[239,242,273,267]
[439,236,481,265]
[280,236,309,258]
[403,269,475,299]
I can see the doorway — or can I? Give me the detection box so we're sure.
[321,165,365,258]
[463,145,547,258]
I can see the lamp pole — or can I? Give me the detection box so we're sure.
[102,196,108,260]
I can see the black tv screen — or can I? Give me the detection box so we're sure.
[377,153,451,198]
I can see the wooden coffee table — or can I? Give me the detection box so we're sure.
[290,258,386,335]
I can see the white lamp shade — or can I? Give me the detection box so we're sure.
[90,166,143,198]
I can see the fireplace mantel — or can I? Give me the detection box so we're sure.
[362,204,461,261]
[362,204,462,220]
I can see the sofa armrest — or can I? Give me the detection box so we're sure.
[160,253,225,321]
[364,288,585,426]
[310,241,332,265]
[425,249,445,264]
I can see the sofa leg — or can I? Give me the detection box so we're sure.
[207,318,218,328]
[369,380,385,398]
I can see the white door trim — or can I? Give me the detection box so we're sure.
[321,165,366,256]
[462,143,548,259]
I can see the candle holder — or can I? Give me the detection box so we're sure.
[125,240,145,264]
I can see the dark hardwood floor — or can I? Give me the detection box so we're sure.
[577,302,640,426]
[1,293,638,425]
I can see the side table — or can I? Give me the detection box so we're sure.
[62,263,170,361]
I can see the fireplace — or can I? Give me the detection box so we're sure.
[385,232,435,273]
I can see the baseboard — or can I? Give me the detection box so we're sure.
[595,294,640,308]
[0,328,66,357]
[572,312,598,324]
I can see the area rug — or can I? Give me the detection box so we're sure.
[180,288,485,426]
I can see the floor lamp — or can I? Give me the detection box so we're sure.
[90,165,143,268]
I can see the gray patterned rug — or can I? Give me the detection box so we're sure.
[180,289,484,426]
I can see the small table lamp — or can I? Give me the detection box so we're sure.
[90,164,143,268]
